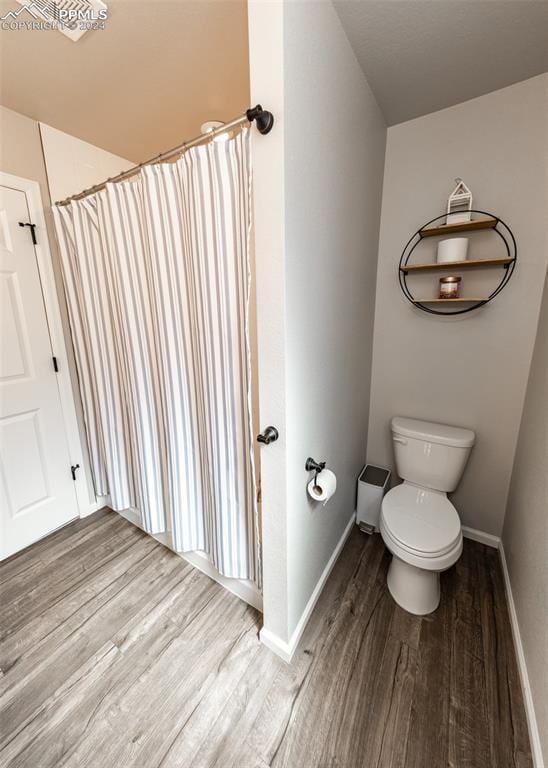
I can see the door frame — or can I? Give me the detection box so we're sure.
[1,171,88,518]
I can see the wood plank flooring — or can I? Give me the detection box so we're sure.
[0,509,531,767]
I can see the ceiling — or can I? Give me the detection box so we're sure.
[1,1,547,157]
[0,0,250,161]
[334,0,548,125]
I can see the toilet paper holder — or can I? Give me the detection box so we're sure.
[305,457,326,486]
[305,457,326,473]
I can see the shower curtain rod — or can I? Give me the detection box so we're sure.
[54,104,274,207]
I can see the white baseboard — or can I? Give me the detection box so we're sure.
[462,521,543,763]
[178,548,263,612]
[262,516,543,764]
[108,506,542,763]
[80,495,110,518]
[259,626,294,663]
[260,512,356,664]
[116,508,262,612]
[462,525,501,548]
[499,543,543,767]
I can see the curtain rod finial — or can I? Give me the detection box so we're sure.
[246,104,274,135]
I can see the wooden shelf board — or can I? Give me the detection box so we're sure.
[420,217,497,238]
[402,257,512,273]
[413,298,488,304]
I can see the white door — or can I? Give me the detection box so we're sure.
[0,183,78,559]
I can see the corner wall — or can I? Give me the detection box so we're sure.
[249,0,386,653]
[283,1,386,636]
[0,107,51,212]
[367,74,548,536]
[502,272,548,764]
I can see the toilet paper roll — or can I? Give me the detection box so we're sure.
[307,469,337,505]
[436,237,469,264]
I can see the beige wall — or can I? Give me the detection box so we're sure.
[503,272,548,763]
[367,75,548,536]
[39,123,133,203]
[0,106,52,233]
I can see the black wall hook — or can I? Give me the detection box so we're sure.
[257,426,279,445]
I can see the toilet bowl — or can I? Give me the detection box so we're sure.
[380,483,462,614]
[380,417,475,615]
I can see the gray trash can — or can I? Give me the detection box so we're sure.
[356,464,391,534]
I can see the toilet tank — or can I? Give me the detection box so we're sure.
[391,417,475,493]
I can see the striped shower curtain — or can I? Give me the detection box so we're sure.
[53,129,257,582]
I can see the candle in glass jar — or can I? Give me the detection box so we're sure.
[439,275,461,299]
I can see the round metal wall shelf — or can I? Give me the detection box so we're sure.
[398,209,517,316]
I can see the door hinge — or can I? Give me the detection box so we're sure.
[52,356,59,372]
[70,464,80,481]
[18,221,37,245]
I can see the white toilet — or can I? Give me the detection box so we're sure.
[380,416,475,615]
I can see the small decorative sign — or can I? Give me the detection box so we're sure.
[447,178,472,224]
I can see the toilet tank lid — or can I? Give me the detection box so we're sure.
[391,417,475,448]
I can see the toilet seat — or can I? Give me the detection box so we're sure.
[381,484,461,559]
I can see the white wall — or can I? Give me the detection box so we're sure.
[249,0,386,651]
[367,75,548,536]
[248,1,290,642]
[283,1,386,635]
[40,123,133,205]
[503,272,548,764]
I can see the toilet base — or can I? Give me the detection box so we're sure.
[387,555,440,615]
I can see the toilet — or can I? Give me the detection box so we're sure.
[380,416,475,615]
